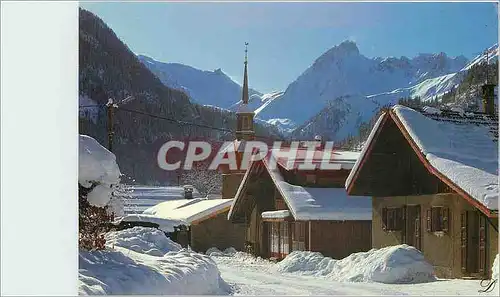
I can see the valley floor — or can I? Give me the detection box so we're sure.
[212,252,498,296]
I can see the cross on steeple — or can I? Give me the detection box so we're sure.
[241,42,249,105]
[244,42,249,65]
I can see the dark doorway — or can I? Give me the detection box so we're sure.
[403,205,422,251]
[461,210,487,276]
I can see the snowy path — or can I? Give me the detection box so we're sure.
[211,253,497,296]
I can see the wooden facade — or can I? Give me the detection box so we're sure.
[190,210,247,253]
[229,155,372,260]
[372,194,498,279]
[347,108,499,279]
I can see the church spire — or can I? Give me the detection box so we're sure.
[241,42,249,104]
[235,42,255,141]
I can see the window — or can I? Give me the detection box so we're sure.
[292,222,306,251]
[280,222,289,256]
[242,116,250,130]
[270,222,280,256]
[426,207,449,233]
[381,207,404,231]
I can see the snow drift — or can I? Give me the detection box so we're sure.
[79,249,227,295]
[79,227,229,295]
[277,245,436,284]
[206,247,238,257]
[104,227,181,256]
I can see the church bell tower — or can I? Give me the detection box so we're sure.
[236,42,255,141]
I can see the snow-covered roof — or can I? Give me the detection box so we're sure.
[271,148,360,170]
[123,186,202,214]
[263,156,372,221]
[229,155,372,221]
[137,198,233,225]
[119,215,184,233]
[347,105,498,213]
[392,105,498,211]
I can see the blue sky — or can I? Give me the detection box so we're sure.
[81,1,498,93]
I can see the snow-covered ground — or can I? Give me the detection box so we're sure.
[79,227,230,295]
[209,247,499,296]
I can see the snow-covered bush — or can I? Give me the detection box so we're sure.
[79,135,122,250]
[105,227,181,256]
[277,244,436,284]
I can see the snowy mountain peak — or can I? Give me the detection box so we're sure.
[323,40,360,58]
[335,40,360,55]
[255,41,487,134]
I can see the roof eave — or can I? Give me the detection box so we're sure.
[227,160,257,221]
[346,112,390,194]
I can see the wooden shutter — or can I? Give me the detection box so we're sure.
[382,208,388,231]
[396,207,404,231]
[415,206,421,251]
[441,207,449,233]
[426,209,432,232]
[402,206,408,243]
[478,214,486,275]
[460,211,468,273]
[431,208,440,232]
[387,209,395,230]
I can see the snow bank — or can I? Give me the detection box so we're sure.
[207,248,271,268]
[206,247,238,257]
[79,227,229,295]
[79,249,227,295]
[493,254,499,280]
[119,214,185,233]
[105,227,181,256]
[277,245,436,284]
[79,135,121,207]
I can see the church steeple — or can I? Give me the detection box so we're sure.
[236,42,255,141]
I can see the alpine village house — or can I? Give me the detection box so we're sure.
[345,83,499,279]
[219,46,373,260]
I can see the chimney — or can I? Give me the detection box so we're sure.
[183,185,194,199]
[314,135,325,149]
[481,84,496,115]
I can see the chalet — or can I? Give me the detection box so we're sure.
[346,85,498,279]
[121,198,246,252]
[227,149,372,260]
[219,44,371,260]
